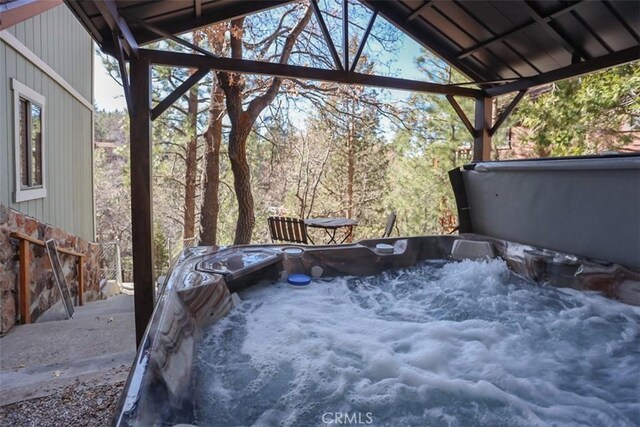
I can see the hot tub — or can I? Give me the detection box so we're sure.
[112,234,639,426]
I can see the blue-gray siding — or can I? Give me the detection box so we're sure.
[6,5,93,102]
[1,5,94,240]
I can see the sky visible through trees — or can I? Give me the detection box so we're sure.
[93,0,639,277]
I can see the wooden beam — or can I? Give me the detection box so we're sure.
[406,0,433,22]
[446,95,475,137]
[486,46,640,97]
[128,17,218,59]
[140,48,484,98]
[78,257,84,306]
[311,0,343,71]
[129,54,155,346]
[342,0,348,71]
[350,10,377,72]
[194,0,202,18]
[18,238,30,324]
[473,97,492,162]
[94,0,138,57]
[113,32,133,115]
[490,90,526,136]
[152,68,209,120]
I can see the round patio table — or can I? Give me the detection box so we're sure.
[304,217,358,244]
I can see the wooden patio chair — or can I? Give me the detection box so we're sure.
[267,216,308,244]
[382,211,397,238]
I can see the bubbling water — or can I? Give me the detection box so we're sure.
[194,259,640,427]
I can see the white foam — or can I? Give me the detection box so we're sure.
[194,259,640,426]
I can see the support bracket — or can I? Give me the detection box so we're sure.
[113,31,134,115]
[446,95,476,137]
[490,90,526,136]
[152,68,210,120]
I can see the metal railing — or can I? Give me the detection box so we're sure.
[96,241,123,286]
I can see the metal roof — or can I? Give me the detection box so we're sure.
[66,0,640,95]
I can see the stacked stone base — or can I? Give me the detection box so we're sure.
[0,204,102,335]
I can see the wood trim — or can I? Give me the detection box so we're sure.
[0,30,93,110]
[11,78,47,203]
[0,0,63,31]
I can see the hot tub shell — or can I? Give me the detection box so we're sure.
[113,233,639,426]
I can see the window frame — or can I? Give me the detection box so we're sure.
[12,78,46,202]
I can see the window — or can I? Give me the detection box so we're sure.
[12,79,46,202]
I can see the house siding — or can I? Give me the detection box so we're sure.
[6,5,93,102]
[0,4,94,241]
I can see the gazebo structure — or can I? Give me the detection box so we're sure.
[65,0,640,343]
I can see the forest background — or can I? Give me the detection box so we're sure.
[92,0,640,278]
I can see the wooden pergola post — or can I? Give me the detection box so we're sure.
[129,54,155,346]
[473,96,493,162]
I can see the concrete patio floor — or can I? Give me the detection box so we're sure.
[0,294,136,406]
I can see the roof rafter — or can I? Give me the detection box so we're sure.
[458,1,584,60]
[350,9,377,72]
[359,0,487,84]
[94,0,138,57]
[128,16,218,58]
[452,0,540,75]
[406,1,434,22]
[521,0,589,61]
[194,0,201,19]
[602,0,640,43]
[311,0,343,71]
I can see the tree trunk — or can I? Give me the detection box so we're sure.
[346,100,355,220]
[218,8,313,244]
[199,84,224,245]
[183,76,199,242]
[228,121,255,244]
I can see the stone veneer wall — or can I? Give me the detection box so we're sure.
[0,204,102,335]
